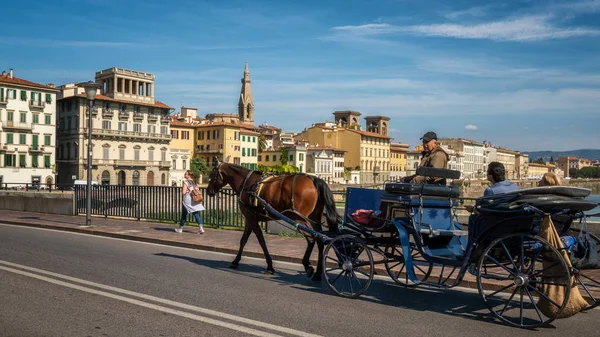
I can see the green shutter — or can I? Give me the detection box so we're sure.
[22,90,27,101]
[45,115,51,124]
[29,91,34,101]
[0,88,4,101]
[3,154,7,166]
[32,155,38,168]
[45,135,51,146]
[45,155,50,168]
[7,134,13,144]
[38,93,42,103]
[7,111,13,122]
[32,135,38,150]
[19,134,26,144]
[20,154,26,167]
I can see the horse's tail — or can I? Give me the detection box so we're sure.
[312,177,340,233]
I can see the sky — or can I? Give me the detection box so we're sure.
[2,0,600,151]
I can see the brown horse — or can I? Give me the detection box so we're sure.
[206,157,340,280]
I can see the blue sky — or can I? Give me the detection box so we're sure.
[2,0,600,151]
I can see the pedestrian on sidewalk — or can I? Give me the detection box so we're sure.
[176,170,205,234]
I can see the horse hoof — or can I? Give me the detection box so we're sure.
[265,269,275,275]
[306,266,315,278]
[230,263,239,269]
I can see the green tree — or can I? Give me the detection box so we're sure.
[569,168,579,178]
[280,147,289,165]
[344,168,351,182]
[191,157,210,182]
[534,157,545,164]
[549,156,554,163]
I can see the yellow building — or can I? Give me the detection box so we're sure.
[169,107,202,185]
[390,142,409,181]
[527,162,549,178]
[294,111,391,183]
[194,122,241,167]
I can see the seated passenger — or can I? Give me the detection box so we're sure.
[403,131,449,185]
[484,162,519,197]
[539,172,562,186]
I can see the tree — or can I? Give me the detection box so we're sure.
[534,157,545,164]
[258,134,267,152]
[549,156,554,164]
[569,168,579,178]
[191,157,210,182]
[280,147,289,165]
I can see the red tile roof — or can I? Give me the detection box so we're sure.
[0,73,59,91]
[61,93,172,109]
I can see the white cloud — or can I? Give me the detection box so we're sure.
[330,15,600,42]
[444,4,502,20]
[465,124,478,130]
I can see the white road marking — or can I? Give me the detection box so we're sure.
[0,260,322,337]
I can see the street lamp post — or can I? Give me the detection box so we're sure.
[79,81,100,226]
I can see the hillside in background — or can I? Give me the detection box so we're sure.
[523,149,600,162]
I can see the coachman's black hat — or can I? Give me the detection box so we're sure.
[420,131,438,142]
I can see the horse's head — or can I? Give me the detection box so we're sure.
[207,156,227,197]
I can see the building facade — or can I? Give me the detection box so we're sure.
[56,67,172,186]
[240,128,259,170]
[169,107,201,185]
[306,146,346,184]
[439,138,485,179]
[389,142,409,181]
[0,69,58,187]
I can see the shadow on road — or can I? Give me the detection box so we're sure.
[153,252,555,330]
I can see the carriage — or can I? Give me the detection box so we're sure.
[253,166,600,328]
[207,158,600,328]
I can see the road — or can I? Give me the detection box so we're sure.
[1,223,599,337]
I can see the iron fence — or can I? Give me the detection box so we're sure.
[74,185,246,227]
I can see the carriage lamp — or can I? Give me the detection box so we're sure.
[79,81,101,226]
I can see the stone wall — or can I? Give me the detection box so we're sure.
[0,191,74,215]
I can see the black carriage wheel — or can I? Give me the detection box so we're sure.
[477,234,571,328]
[383,232,433,287]
[322,235,374,299]
[566,228,600,309]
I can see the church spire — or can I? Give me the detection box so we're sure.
[238,62,254,124]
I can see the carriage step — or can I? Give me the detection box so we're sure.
[418,228,469,237]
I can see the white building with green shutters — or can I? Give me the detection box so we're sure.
[0,69,58,188]
[240,128,259,170]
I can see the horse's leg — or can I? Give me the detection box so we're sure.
[308,210,325,282]
[252,223,275,274]
[303,236,316,278]
[231,225,252,269]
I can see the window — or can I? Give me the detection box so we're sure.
[44,135,51,146]
[207,130,211,140]
[258,155,262,161]
[134,149,140,160]
[253,137,256,143]
[172,159,177,169]
[6,133,13,144]
[183,160,186,170]
[118,122,127,131]
[32,155,38,168]
[265,155,269,162]
[299,153,304,161]
[161,150,166,161]
[4,154,16,167]
[102,120,111,129]
[198,131,204,140]
[242,135,246,142]
[148,150,154,161]
[234,131,240,140]
[19,134,26,144]
[119,149,125,160]
[160,126,167,135]
[171,130,178,139]
[133,124,141,132]
[147,125,156,134]
[20,112,26,123]
[182,131,189,139]
[32,114,39,124]
[272,155,276,161]
[103,148,109,160]
[45,93,52,103]
[290,155,294,161]
[213,130,219,139]
[20,90,27,101]
[20,154,26,167]
[242,148,246,156]
[44,155,50,168]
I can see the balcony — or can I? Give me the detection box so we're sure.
[92,159,172,168]
[159,161,171,168]
[118,111,130,120]
[89,128,171,141]
[147,114,158,122]
[102,109,114,118]
[160,116,170,124]
[29,145,45,153]
[133,112,144,121]
[4,120,32,130]
[29,100,46,109]
[195,148,223,154]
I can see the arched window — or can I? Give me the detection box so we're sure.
[132,170,140,186]
[161,173,166,185]
[118,170,126,185]
[101,170,110,185]
[147,171,154,186]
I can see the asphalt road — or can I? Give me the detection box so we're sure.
[1,223,599,337]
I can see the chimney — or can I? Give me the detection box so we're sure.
[9,68,13,78]
[1,71,5,76]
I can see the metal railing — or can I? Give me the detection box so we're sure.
[74,185,246,227]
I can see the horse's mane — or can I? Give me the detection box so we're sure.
[225,163,263,176]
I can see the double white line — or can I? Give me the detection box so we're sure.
[0,260,322,337]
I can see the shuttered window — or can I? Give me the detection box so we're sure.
[44,155,51,168]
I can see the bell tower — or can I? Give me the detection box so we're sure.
[238,62,254,124]
[365,116,390,136]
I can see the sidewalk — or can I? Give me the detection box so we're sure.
[1,210,598,300]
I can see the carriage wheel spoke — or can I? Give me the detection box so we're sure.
[415,263,427,276]
[524,287,544,323]
[329,269,345,286]
[479,274,512,281]
[500,286,519,316]
[350,270,364,290]
[395,263,406,280]
[519,237,525,273]
[580,273,600,285]
[500,240,520,273]
[485,255,517,276]
[576,278,597,303]
[533,261,561,277]
[527,285,563,309]
[325,255,342,266]
[487,283,515,298]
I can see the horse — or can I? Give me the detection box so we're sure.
[206,156,340,280]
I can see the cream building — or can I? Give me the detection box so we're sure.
[0,69,58,187]
[56,67,172,186]
[169,107,202,185]
[306,146,346,184]
[515,153,529,180]
[406,149,421,177]
[527,163,549,179]
[390,142,409,181]
[240,128,259,170]
[439,138,485,179]
[294,111,391,183]
[496,148,518,180]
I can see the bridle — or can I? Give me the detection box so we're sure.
[208,162,237,196]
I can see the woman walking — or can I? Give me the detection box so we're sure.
[176,170,205,234]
